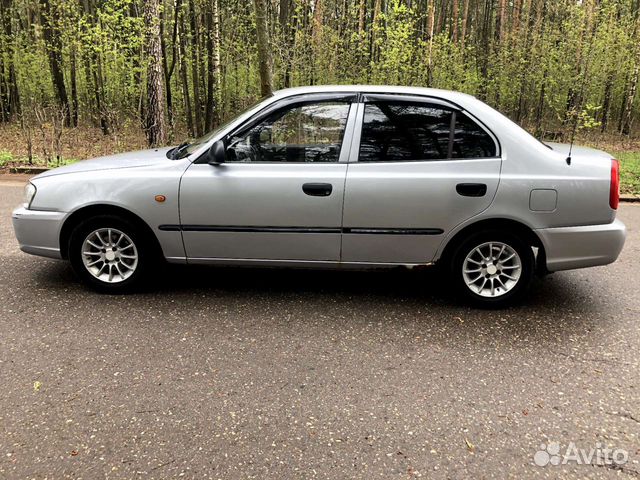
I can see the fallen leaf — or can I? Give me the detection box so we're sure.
[465,437,475,453]
[33,381,42,392]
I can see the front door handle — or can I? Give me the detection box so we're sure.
[456,183,487,197]
[303,183,333,197]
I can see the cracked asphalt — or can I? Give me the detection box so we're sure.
[0,180,639,479]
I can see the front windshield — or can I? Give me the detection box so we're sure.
[168,94,272,160]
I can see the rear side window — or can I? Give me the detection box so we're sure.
[358,101,497,162]
[452,112,497,159]
[359,102,452,162]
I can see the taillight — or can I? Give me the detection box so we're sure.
[610,159,620,210]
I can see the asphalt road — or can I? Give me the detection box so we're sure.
[0,180,639,479]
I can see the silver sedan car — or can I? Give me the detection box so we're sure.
[12,86,626,306]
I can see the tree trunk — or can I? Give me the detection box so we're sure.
[83,0,109,134]
[70,44,78,126]
[497,0,506,42]
[93,56,109,134]
[426,1,435,86]
[40,0,70,126]
[144,0,167,147]
[600,71,614,133]
[451,0,458,42]
[513,0,522,32]
[621,64,639,135]
[253,0,273,97]
[477,0,492,101]
[436,0,448,35]
[178,11,194,137]
[188,0,203,135]
[515,0,536,122]
[160,7,173,131]
[0,0,19,120]
[460,0,469,46]
[534,68,548,137]
[358,0,365,33]
[280,0,294,88]
[621,15,640,135]
[205,0,220,131]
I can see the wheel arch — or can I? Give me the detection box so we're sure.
[437,218,547,273]
[59,204,163,260]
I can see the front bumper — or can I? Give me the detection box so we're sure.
[535,219,626,272]
[12,207,67,259]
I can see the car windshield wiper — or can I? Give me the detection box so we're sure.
[166,141,190,159]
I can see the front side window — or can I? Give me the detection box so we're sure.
[358,100,497,162]
[226,101,351,163]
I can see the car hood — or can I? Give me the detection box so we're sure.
[33,147,175,179]
[546,142,613,160]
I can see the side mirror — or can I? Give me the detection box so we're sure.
[207,139,226,165]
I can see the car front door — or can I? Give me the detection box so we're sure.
[341,94,502,264]
[179,93,356,262]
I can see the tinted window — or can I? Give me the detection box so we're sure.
[359,102,453,162]
[227,101,350,163]
[358,101,497,162]
[451,112,497,158]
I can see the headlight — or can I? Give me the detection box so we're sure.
[24,182,36,208]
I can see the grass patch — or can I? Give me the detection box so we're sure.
[616,151,640,195]
[0,154,79,170]
[0,150,13,167]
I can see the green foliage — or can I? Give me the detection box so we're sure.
[578,104,603,131]
[617,151,640,195]
[0,150,13,166]
[1,0,640,144]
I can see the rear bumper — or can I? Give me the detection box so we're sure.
[12,207,66,259]
[535,219,626,272]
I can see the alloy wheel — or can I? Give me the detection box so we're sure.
[462,241,522,298]
[81,228,139,283]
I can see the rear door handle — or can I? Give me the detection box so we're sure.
[456,183,487,197]
[303,183,333,197]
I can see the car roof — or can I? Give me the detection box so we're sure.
[272,85,476,105]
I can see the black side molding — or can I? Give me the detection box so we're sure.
[343,228,444,235]
[159,225,444,235]
[159,225,340,234]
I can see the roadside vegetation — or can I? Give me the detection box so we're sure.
[617,152,640,195]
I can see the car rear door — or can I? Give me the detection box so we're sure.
[341,94,502,264]
[179,93,357,262]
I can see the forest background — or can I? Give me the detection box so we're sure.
[0,0,639,193]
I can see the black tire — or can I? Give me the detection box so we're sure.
[68,215,150,293]
[449,229,535,308]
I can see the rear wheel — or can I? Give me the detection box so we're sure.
[69,215,149,293]
[450,230,534,307]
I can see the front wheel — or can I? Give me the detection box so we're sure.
[68,215,149,293]
[450,231,534,307]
